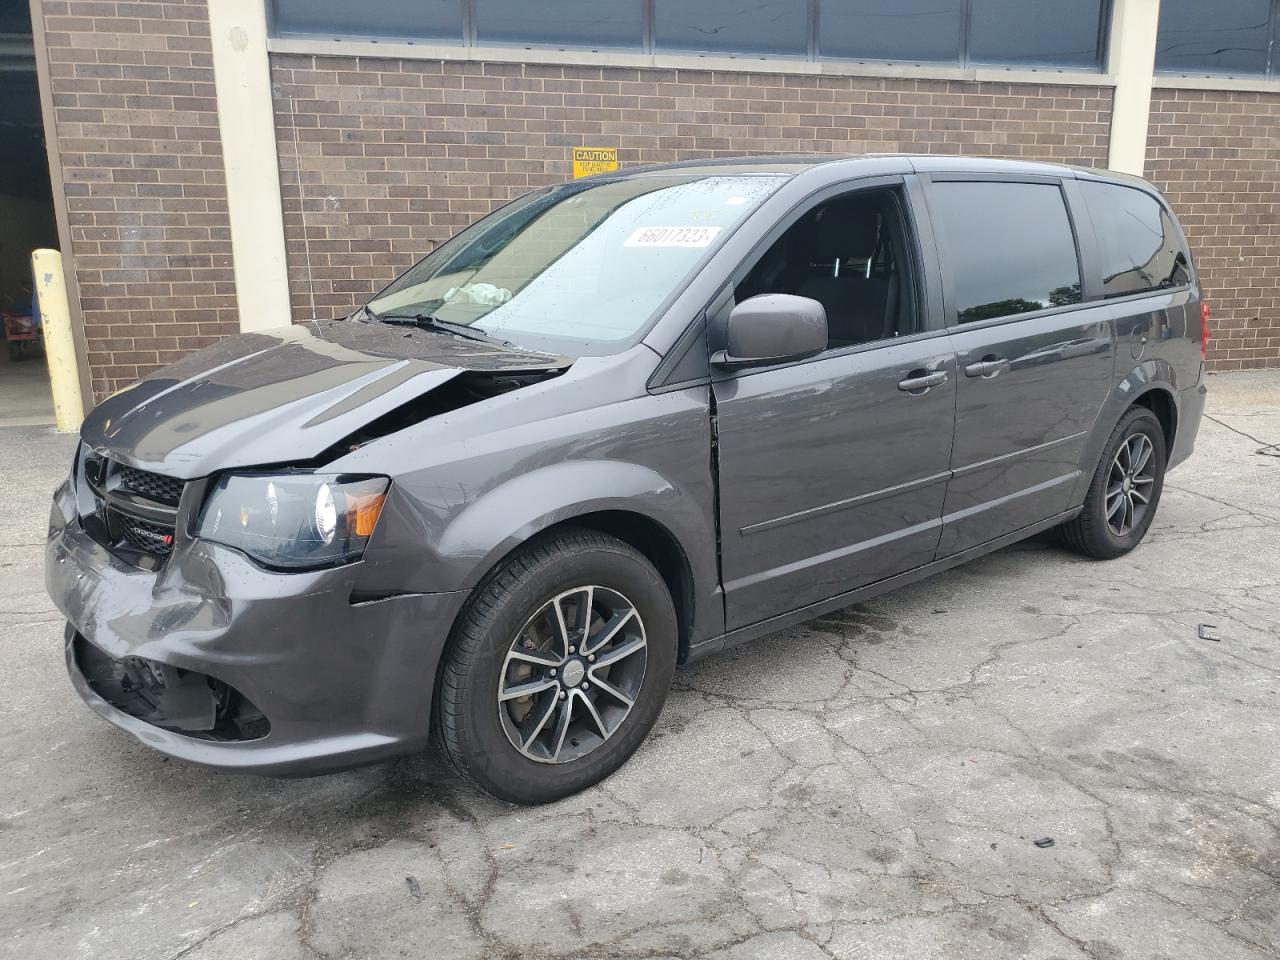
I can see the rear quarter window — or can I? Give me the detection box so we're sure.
[929,180,1083,324]
[1081,181,1191,298]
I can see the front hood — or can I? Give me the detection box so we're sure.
[81,319,570,478]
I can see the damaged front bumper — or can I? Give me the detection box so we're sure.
[46,476,468,776]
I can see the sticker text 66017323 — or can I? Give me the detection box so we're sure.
[624,226,723,248]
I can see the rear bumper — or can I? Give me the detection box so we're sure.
[1169,376,1207,470]
[46,477,469,777]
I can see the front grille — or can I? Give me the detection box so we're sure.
[78,450,186,565]
[117,465,184,507]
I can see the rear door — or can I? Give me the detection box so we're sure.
[921,175,1115,556]
[712,176,957,630]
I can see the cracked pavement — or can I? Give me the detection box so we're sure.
[2,371,1278,960]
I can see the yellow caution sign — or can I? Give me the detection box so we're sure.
[572,147,619,179]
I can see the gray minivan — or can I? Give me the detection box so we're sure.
[47,155,1208,803]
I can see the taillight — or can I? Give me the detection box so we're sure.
[1200,301,1211,361]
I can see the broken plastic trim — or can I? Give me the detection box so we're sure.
[317,368,567,463]
[73,633,270,742]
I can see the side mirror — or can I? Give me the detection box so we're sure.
[711,294,828,369]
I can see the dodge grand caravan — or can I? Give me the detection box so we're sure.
[47,156,1208,803]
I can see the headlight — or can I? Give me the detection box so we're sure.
[197,473,389,569]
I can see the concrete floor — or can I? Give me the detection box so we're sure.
[1,372,1277,960]
[0,340,54,427]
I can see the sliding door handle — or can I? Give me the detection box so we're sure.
[898,370,948,393]
[964,356,1009,378]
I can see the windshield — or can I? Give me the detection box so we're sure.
[365,174,785,355]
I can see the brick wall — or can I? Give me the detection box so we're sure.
[1147,88,1280,372]
[38,0,235,401]
[269,56,1112,322]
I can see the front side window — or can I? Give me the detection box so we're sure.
[929,181,1082,324]
[366,175,784,355]
[1081,182,1191,298]
[735,187,919,349]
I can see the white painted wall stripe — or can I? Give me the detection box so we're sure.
[208,0,293,332]
[1107,0,1162,176]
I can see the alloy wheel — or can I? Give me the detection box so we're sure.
[1106,432,1157,537]
[497,585,648,764]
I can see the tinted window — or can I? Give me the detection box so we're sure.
[475,0,643,48]
[1081,182,1191,297]
[819,0,961,63]
[930,181,1082,323]
[654,0,809,56]
[270,0,464,42]
[968,0,1106,67]
[1156,0,1272,76]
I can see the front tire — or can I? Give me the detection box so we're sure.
[433,528,677,804]
[1061,406,1167,559]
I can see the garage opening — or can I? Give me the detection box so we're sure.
[0,6,57,427]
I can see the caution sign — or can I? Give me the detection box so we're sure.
[572,147,619,179]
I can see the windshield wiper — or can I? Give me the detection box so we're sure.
[378,312,514,348]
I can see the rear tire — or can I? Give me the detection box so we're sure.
[1060,407,1166,559]
[432,528,677,804]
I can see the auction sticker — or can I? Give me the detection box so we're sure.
[624,226,723,248]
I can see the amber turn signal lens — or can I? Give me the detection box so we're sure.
[347,490,387,538]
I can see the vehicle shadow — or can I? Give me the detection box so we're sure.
[121,527,1078,834]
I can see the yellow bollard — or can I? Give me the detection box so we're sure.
[31,249,86,433]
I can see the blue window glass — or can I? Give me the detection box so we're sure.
[819,0,962,63]
[475,0,644,48]
[1156,0,1272,76]
[968,0,1106,67]
[270,0,464,43]
[654,0,809,56]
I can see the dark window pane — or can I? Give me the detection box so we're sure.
[271,0,463,42]
[819,0,962,63]
[1081,182,1191,297]
[737,188,920,346]
[968,0,1105,67]
[1156,0,1270,75]
[654,0,809,56]
[475,0,643,48]
[930,182,1082,323]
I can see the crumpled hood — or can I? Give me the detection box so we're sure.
[81,319,570,478]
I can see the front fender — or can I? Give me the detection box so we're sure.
[433,458,722,647]
[1068,359,1180,505]
[437,459,692,580]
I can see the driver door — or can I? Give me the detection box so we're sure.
[712,177,957,630]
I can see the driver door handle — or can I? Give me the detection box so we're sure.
[898,369,948,393]
[964,357,1010,378]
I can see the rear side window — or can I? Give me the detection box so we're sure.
[1081,181,1191,298]
[929,181,1082,323]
